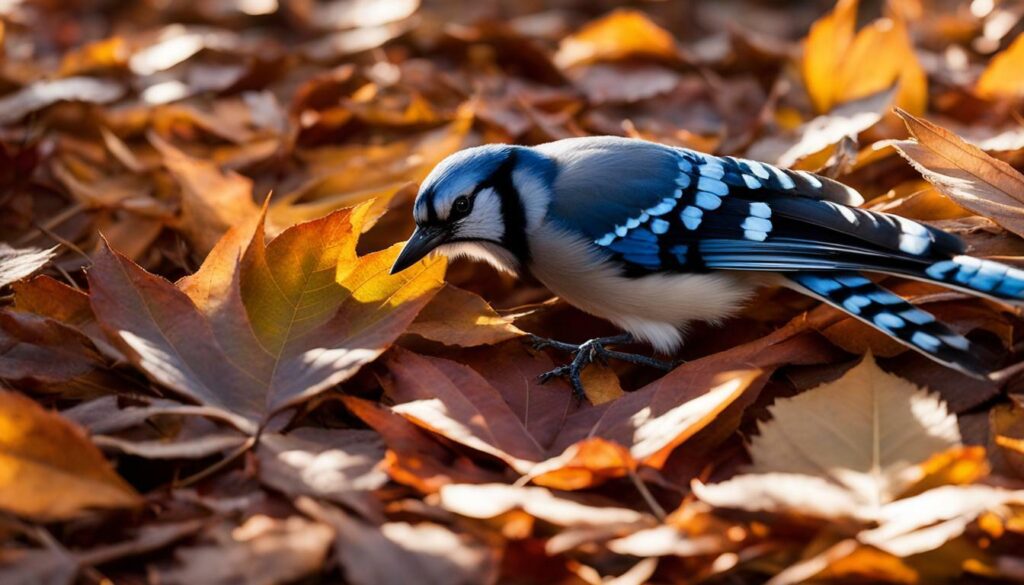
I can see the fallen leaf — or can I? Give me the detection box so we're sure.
[891,109,1024,238]
[976,34,1024,100]
[0,390,139,520]
[0,244,57,288]
[150,133,260,256]
[257,428,388,519]
[406,284,525,347]
[438,483,652,527]
[87,208,444,427]
[693,355,962,521]
[801,0,924,114]
[554,9,680,69]
[859,485,1024,556]
[0,310,103,384]
[0,77,124,125]
[383,348,546,473]
[300,498,498,585]
[747,88,893,167]
[160,515,333,585]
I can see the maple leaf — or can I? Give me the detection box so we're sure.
[0,390,139,520]
[87,205,445,429]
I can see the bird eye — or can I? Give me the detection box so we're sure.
[452,196,471,215]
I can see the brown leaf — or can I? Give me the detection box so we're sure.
[747,88,893,168]
[342,396,506,493]
[0,390,139,520]
[0,310,103,384]
[0,77,124,125]
[891,109,1024,238]
[257,428,388,519]
[150,133,260,256]
[406,284,525,347]
[160,515,334,585]
[0,244,56,288]
[694,355,962,521]
[300,498,498,585]
[383,348,546,472]
[87,208,444,427]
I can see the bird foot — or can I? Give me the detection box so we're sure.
[531,334,676,402]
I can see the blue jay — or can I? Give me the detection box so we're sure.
[391,136,1023,398]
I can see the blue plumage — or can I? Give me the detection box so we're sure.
[395,136,1021,383]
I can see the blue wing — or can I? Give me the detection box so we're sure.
[585,147,964,274]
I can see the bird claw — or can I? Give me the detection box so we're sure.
[533,334,674,403]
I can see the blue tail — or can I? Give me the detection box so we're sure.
[923,255,1024,302]
[788,271,989,379]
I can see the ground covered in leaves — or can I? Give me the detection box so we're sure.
[3,0,1024,583]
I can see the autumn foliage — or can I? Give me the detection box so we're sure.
[3,0,1024,583]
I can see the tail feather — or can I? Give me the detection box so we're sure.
[788,271,990,379]
[922,255,1024,302]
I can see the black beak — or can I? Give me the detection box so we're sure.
[390,225,446,274]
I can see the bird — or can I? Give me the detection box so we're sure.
[390,136,1024,399]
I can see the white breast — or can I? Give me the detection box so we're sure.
[527,223,760,354]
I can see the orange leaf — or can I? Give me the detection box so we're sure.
[0,390,139,520]
[555,9,679,69]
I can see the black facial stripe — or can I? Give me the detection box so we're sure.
[424,190,439,223]
[480,151,530,264]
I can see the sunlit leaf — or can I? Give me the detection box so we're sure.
[694,355,961,520]
[555,9,680,69]
[0,391,139,520]
[976,34,1024,99]
[892,109,1024,238]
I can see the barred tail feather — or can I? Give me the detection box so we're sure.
[787,271,989,379]
[923,255,1024,303]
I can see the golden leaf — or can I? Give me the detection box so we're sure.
[0,391,139,520]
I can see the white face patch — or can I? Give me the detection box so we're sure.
[451,187,504,242]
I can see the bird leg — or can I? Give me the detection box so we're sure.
[531,333,676,401]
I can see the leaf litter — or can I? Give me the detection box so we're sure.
[1,1,1024,583]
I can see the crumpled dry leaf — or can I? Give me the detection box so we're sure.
[747,88,893,167]
[0,390,139,520]
[891,109,1024,238]
[151,133,260,256]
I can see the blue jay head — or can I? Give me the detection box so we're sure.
[391,143,546,274]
